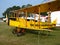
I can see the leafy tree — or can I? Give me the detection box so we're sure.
[12,6,20,10]
[3,4,32,17]
[40,12,48,16]
[26,4,32,7]
[22,4,32,8]
[22,5,26,8]
[3,6,21,17]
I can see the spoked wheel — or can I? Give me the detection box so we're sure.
[12,27,25,36]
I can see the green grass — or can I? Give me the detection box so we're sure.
[0,22,60,45]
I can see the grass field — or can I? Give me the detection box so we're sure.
[0,22,60,45]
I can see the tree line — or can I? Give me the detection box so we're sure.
[3,4,32,17]
[3,4,47,18]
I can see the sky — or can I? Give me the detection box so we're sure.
[0,0,52,17]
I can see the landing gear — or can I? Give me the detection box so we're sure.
[12,27,25,36]
[17,28,25,36]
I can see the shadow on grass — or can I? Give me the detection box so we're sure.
[55,43,60,45]
[50,27,60,31]
[25,29,54,36]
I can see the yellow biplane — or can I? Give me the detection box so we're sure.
[7,0,60,36]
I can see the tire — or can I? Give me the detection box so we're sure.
[12,28,17,34]
[17,33,22,36]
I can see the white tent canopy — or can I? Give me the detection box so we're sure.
[51,11,60,26]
